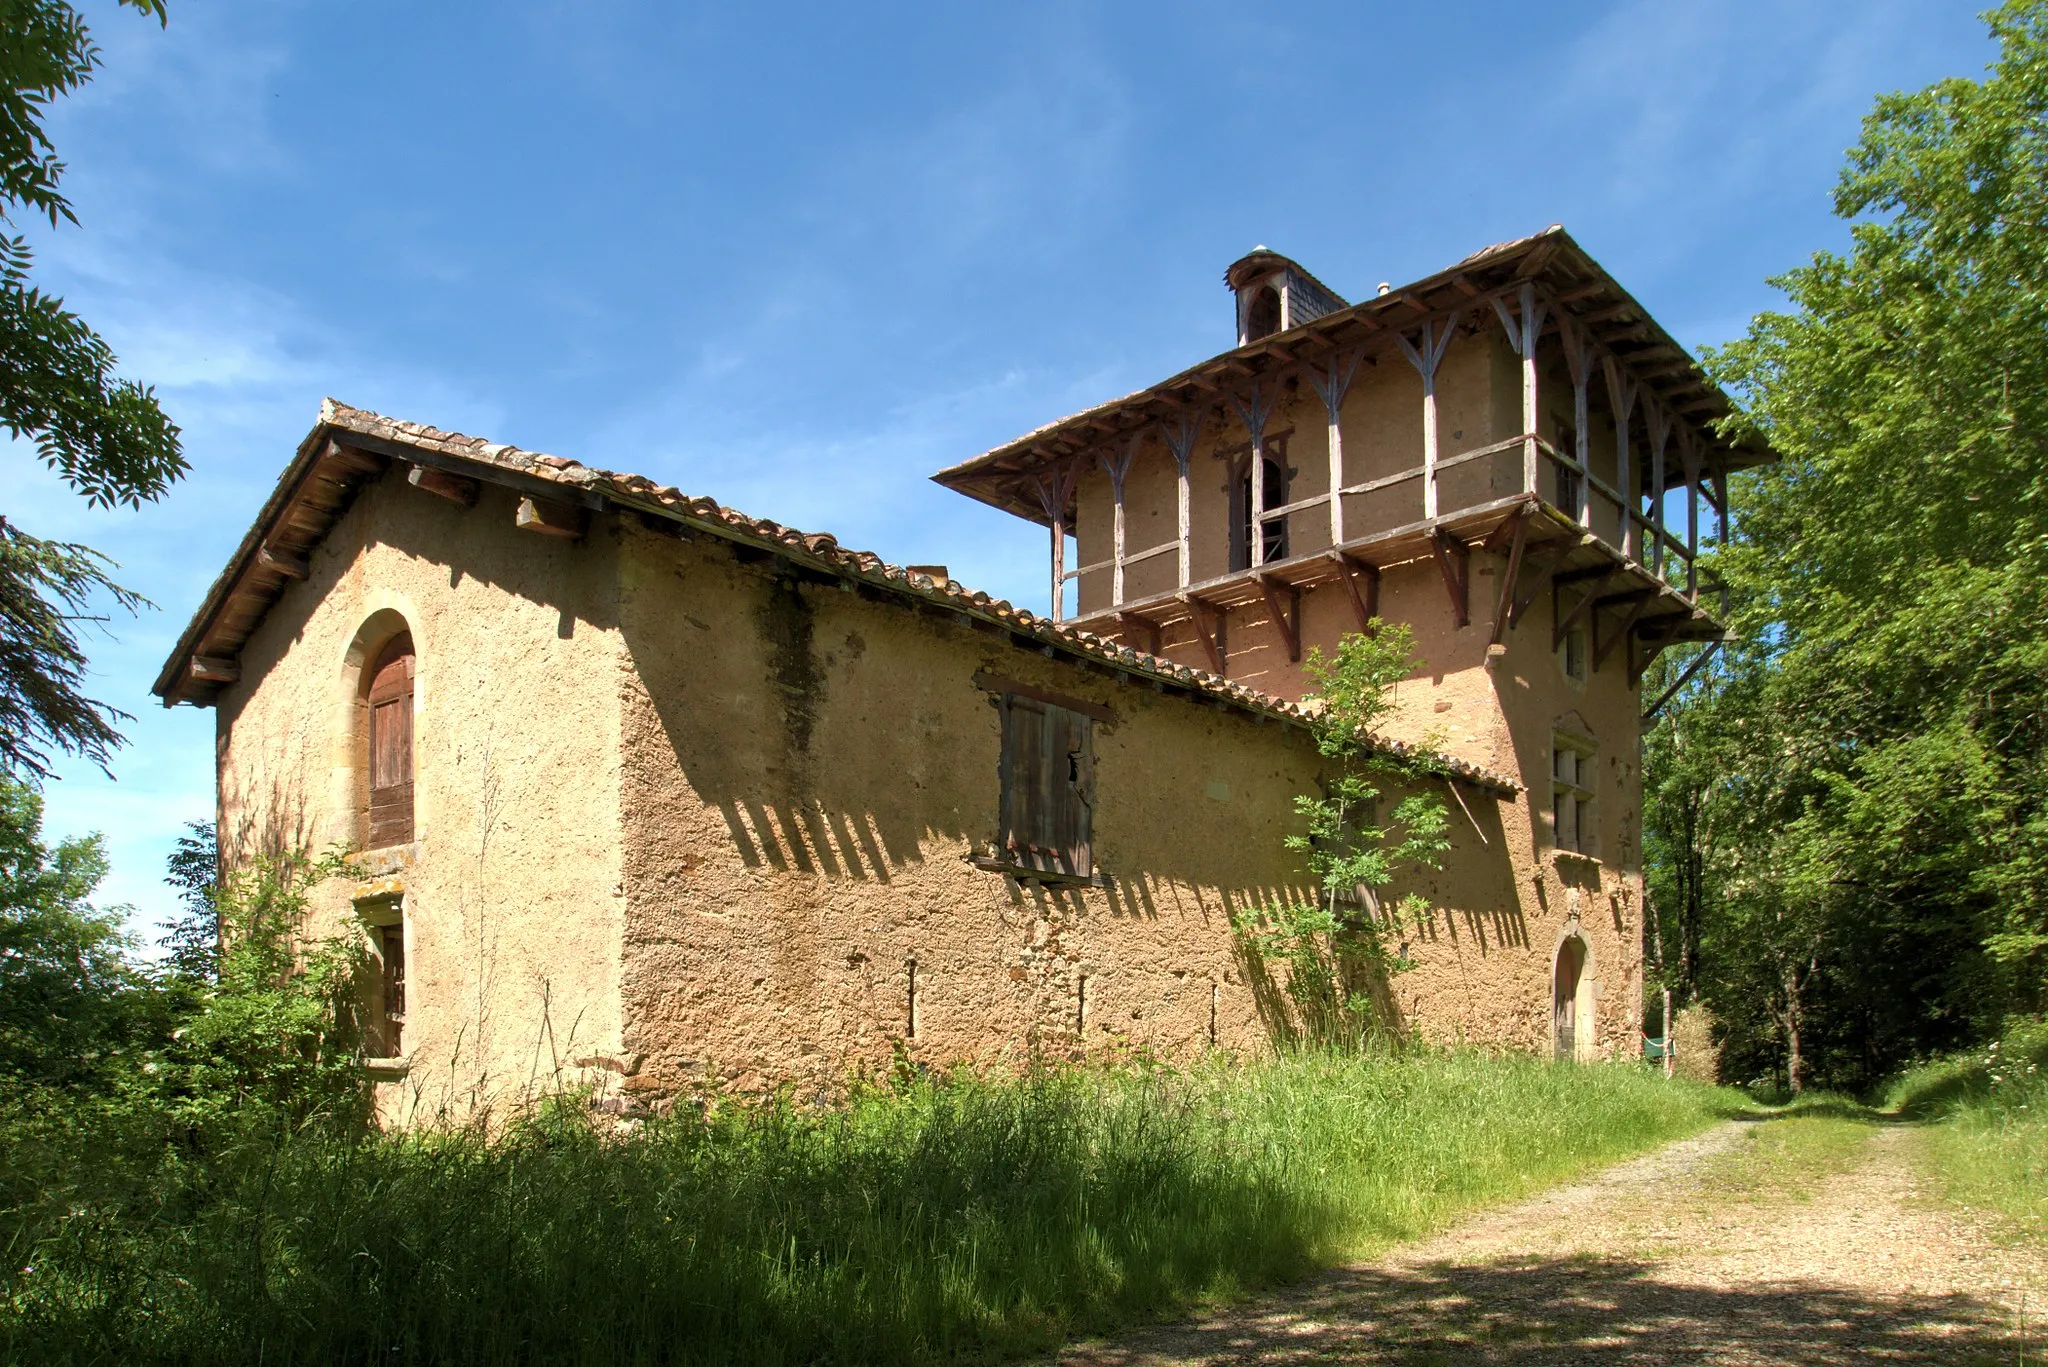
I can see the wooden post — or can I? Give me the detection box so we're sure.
[1032,461,1082,622]
[1307,349,1364,549]
[1648,402,1673,578]
[1164,409,1201,591]
[1663,986,1674,1080]
[1680,434,1702,598]
[1491,283,1548,495]
[1602,356,1639,559]
[1713,471,1730,547]
[1560,317,1595,527]
[1230,383,1274,568]
[1101,437,1137,608]
[1396,318,1459,520]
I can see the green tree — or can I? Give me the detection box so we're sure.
[1,0,183,779]
[1649,0,2048,1090]
[1233,624,1450,1048]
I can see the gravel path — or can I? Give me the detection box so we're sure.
[1050,1119,2048,1365]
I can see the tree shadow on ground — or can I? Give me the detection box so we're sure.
[1064,1253,2025,1365]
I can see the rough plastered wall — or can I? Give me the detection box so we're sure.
[213,471,629,1123]
[610,520,1531,1098]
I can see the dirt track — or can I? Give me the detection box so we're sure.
[1051,1119,2047,1366]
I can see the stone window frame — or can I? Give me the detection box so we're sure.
[1550,730,1598,859]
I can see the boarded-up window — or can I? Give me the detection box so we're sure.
[367,634,415,848]
[375,922,407,1056]
[998,694,1095,878]
[1551,732,1596,857]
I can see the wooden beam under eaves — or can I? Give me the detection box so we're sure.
[1488,511,1531,647]
[409,465,480,507]
[190,654,240,684]
[256,544,308,579]
[516,496,587,540]
[1592,591,1656,671]
[1182,596,1225,675]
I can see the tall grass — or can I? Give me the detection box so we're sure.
[1889,1017,2048,1244]
[4,1050,1724,1366]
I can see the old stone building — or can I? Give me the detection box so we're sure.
[156,225,1767,1118]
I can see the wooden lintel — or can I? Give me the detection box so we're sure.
[1259,576,1301,662]
[1430,529,1470,628]
[1593,593,1655,672]
[190,654,240,684]
[516,496,587,540]
[1329,551,1380,634]
[256,544,308,580]
[1488,512,1531,647]
[970,671,1116,724]
[1118,612,1163,659]
[408,464,480,507]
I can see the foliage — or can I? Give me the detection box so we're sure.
[0,1047,1727,1366]
[1233,625,1450,1048]
[1888,1017,2048,1246]
[0,0,182,778]
[159,818,217,980]
[0,773,166,1090]
[1644,0,2048,1092]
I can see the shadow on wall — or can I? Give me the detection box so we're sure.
[617,549,1322,917]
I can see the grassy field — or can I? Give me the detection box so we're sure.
[3,1049,1726,1366]
[1889,1017,2048,1246]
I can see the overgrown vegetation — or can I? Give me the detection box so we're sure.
[1644,0,2048,1091]
[3,1046,1725,1366]
[1889,1017,2048,1244]
[1232,624,1450,1046]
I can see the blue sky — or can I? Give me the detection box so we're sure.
[9,0,1996,935]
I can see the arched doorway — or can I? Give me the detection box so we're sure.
[1553,934,1587,1061]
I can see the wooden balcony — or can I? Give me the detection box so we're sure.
[1067,433,1725,684]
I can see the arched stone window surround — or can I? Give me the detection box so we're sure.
[340,606,420,853]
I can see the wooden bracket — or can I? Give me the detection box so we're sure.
[1629,617,1686,688]
[1182,596,1225,676]
[1118,612,1163,659]
[1552,568,1618,649]
[1592,591,1656,672]
[409,464,480,508]
[1508,536,1582,629]
[256,544,308,580]
[320,440,384,476]
[517,495,588,540]
[1259,576,1301,662]
[1487,508,1532,646]
[1430,529,1470,628]
[1329,551,1380,634]
[190,654,240,684]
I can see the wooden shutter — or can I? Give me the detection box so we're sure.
[378,923,407,1055]
[367,634,415,848]
[999,695,1094,878]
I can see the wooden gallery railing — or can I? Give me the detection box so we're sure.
[1047,282,1728,626]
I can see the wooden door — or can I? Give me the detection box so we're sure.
[367,634,415,848]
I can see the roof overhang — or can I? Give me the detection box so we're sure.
[934,225,1776,527]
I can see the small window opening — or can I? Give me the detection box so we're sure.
[997,694,1095,879]
[1559,626,1588,682]
[375,922,406,1056]
[1232,454,1288,571]
[1554,934,1587,1061]
[1244,284,1282,343]
[1551,733,1597,857]
[366,633,415,848]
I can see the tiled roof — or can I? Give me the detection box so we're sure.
[160,398,1520,797]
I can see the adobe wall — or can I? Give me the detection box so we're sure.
[212,472,630,1123]
[609,518,1619,1100]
